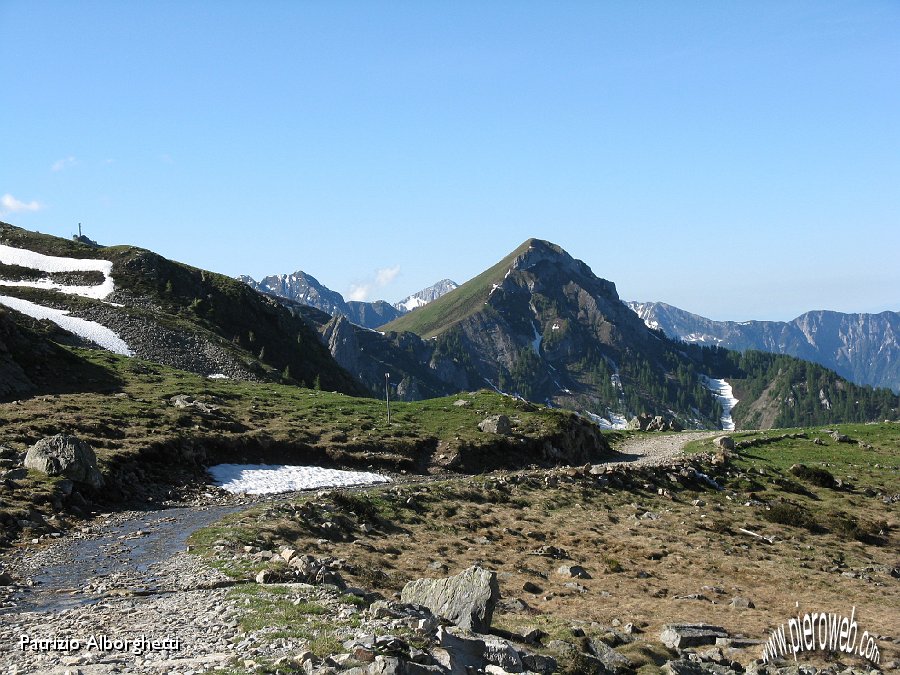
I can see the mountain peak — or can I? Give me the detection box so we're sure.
[394,279,459,312]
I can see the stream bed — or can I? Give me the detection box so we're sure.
[4,503,246,615]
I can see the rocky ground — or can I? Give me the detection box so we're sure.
[1,430,896,675]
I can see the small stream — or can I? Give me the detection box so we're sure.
[6,503,246,614]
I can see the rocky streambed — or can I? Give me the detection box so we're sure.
[0,496,257,674]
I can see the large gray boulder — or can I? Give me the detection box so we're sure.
[401,566,499,633]
[713,436,735,451]
[478,415,512,435]
[24,434,104,489]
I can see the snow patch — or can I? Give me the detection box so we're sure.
[683,333,724,345]
[584,410,628,430]
[207,373,229,380]
[208,464,390,495]
[0,244,115,299]
[701,376,738,431]
[398,296,428,312]
[0,294,133,356]
[531,322,542,356]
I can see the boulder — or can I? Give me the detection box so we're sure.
[647,415,668,432]
[713,436,734,451]
[587,639,634,675]
[660,624,729,651]
[24,434,104,489]
[479,415,512,435]
[628,413,681,432]
[434,626,487,675]
[555,564,591,579]
[401,566,499,633]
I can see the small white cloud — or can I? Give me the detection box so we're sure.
[51,156,77,172]
[348,283,372,302]
[348,264,401,302]
[0,193,43,215]
[375,265,401,286]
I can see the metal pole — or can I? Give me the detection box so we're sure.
[385,373,391,424]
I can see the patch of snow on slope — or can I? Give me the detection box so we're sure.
[531,322,542,356]
[398,296,428,312]
[208,464,390,495]
[701,376,738,431]
[683,333,724,345]
[584,410,628,430]
[0,294,133,356]
[0,244,115,299]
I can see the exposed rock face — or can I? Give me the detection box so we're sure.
[322,315,360,376]
[346,300,404,329]
[628,301,900,393]
[628,414,683,432]
[400,566,500,633]
[241,270,348,318]
[24,434,104,489]
[292,303,460,401]
[478,415,512,435]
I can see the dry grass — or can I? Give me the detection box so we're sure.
[195,429,900,669]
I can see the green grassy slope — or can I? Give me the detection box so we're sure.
[383,239,534,337]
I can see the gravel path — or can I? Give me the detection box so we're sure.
[602,431,721,467]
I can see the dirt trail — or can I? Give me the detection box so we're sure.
[602,431,721,467]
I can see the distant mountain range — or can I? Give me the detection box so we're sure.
[628,302,900,393]
[238,272,457,329]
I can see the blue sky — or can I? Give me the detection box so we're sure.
[1,1,897,321]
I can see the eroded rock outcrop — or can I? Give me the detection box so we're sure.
[401,566,499,633]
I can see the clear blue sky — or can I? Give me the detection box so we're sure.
[1,1,897,321]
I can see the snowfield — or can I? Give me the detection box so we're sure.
[397,296,427,312]
[584,410,629,430]
[0,294,134,356]
[207,464,391,495]
[0,244,115,299]
[702,376,739,431]
[0,244,132,356]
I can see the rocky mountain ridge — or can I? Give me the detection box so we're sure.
[0,222,364,397]
[239,272,458,329]
[394,278,459,312]
[628,301,900,393]
[383,239,898,429]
